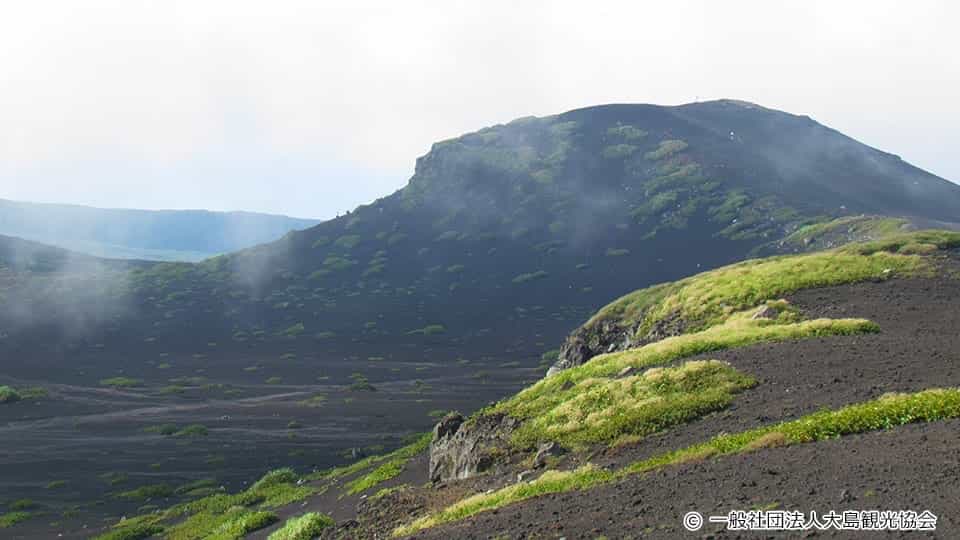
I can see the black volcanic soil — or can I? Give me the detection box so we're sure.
[0,351,548,540]
[413,419,960,539]
[403,258,960,539]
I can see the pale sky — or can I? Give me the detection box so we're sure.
[0,1,957,219]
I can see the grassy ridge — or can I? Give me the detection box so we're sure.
[499,315,878,443]
[395,388,960,536]
[587,229,960,335]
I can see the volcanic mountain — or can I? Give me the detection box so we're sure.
[3,100,960,538]
[4,100,958,370]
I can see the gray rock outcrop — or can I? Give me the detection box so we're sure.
[429,412,519,483]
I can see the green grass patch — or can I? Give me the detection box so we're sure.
[96,468,315,540]
[511,360,755,448]
[95,517,164,540]
[144,423,179,436]
[9,499,35,511]
[498,315,878,428]
[0,385,21,404]
[588,234,946,337]
[343,433,432,495]
[512,270,549,284]
[116,484,173,501]
[644,139,688,160]
[100,377,143,389]
[268,512,334,540]
[167,508,277,540]
[407,324,447,336]
[783,216,909,248]
[396,388,960,536]
[298,394,327,407]
[394,466,615,536]
[175,424,209,437]
[0,511,31,528]
[371,484,411,500]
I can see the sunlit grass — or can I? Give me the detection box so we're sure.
[268,512,334,540]
[587,230,959,337]
[343,433,431,495]
[511,360,755,448]
[499,316,878,427]
[396,388,960,536]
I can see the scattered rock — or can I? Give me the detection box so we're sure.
[616,366,638,378]
[533,441,567,469]
[752,304,780,320]
[517,470,536,483]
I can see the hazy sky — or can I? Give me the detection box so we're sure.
[1,1,957,219]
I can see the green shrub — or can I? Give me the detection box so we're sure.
[268,512,334,540]
[334,235,362,249]
[94,518,164,540]
[540,349,560,364]
[601,144,637,159]
[407,324,447,336]
[0,511,31,528]
[512,271,548,284]
[250,468,297,491]
[116,484,174,501]
[209,510,277,540]
[280,323,305,337]
[644,139,688,160]
[175,424,209,437]
[144,424,179,436]
[606,124,647,140]
[100,377,143,389]
[0,386,21,404]
[9,499,34,511]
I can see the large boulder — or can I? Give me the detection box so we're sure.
[547,310,686,377]
[429,412,519,483]
[547,319,630,377]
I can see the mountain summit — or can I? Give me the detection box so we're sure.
[3,100,959,364]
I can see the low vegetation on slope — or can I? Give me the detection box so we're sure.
[395,388,960,536]
[587,229,959,338]
[511,359,756,447]
[95,434,430,540]
[268,512,334,540]
[393,230,960,533]
[777,215,910,252]
[90,230,960,540]
[504,313,877,448]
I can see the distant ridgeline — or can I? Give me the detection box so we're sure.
[1,100,959,358]
[0,199,321,262]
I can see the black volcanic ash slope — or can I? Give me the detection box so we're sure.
[2,100,959,365]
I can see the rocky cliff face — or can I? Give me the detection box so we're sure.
[429,412,519,483]
[547,309,688,376]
